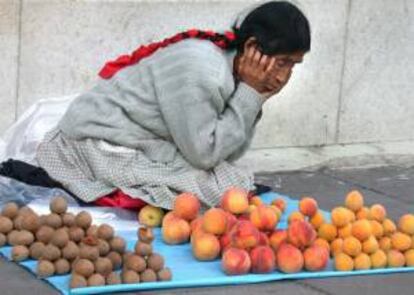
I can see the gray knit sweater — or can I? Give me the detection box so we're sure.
[58,39,265,170]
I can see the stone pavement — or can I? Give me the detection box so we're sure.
[1,166,414,295]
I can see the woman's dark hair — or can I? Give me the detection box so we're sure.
[231,1,311,55]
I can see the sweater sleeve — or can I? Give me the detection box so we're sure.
[156,54,265,170]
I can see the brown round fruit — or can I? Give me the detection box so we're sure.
[79,244,99,261]
[42,244,61,261]
[106,251,123,270]
[15,230,35,246]
[62,241,79,261]
[97,239,111,256]
[36,226,55,244]
[75,211,92,229]
[157,268,173,281]
[121,270,140,284]
[138,227,155,243]
[97,224,114,241]
[86,225,98,237]
[62,213,76,227]
[134,242,152,257]
[51,228,70,248]
[21,213,41,233]
[95,257,113,276]
[0,233,6,247]
[140,269,157,282]
[29,241,46,260]
[0,216,13,234]
[73,259,95,278]
[68,227,85,243]
[106,272,121,285]
[70,274,87,289]
[45,213,63,229]
[1,202,19,219]
[37,260,55,278]
[109,237,126,254]
[12,245,29,261]
[50,196,68,214]
[88,273,105,286]
[7,230,19,245]
[125,255,146,272]
[147,253,165,272]
[54,258,71,275]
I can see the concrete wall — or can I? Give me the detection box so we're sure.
[1,0,413,169]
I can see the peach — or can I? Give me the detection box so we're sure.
[276,243,304,273]
[330,238,344,257]
[162,211,176,225]
[345,209,356,223]
[162,215,191,245]
[331,207,351,227]
[299,197,318,217]
[257,232,270,246]
[220,187,249,215]
[173,192,200,221]
[352,220,372,241]
[192,233,221,261]
[354,253,371,270]
[379,236,392,252]
[269,229,288,251]
[271,198,286,212]
[221,248,251,275]
[310,211,325,230]
[334,253,354,271]
[220,232,232,252]
[405,249,414,266]
[412,235,414,249]
[230,220,261,250]
[249,196,263,207]
[362,236,379,254]
[224,212,238,232]
[287,220,316,250]
[356,207,370,220]
[391,232,411,251]
[203,208,227,235]
[190,216,204,233]
[382,218,397,236]
[345,190,364,212]
[250,246,276,273]
[370,249,387,268]
[247,205,256,214]
[338,224,352,239]
[288,211,305,224]
[249,205,278,232]
[318,223,338,242]
[398,214,414,235]
[313,238,331,253]
[387,250,405,268]
[343,236,362,257]
[303,245,329,271]
[370,220,384,239]
[369,204,387,222]
[270,206,282,220]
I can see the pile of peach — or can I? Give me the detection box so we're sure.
[308,190,414,271]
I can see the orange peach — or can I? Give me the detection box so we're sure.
[224,212,238,232]
[203,208,227,235]
[369,204,387,222]
[191,232,221,261]
[310,211,325,230]
[362,236,379,254]
[387,249,405,268]
[345,190,364,212]
[287,220,316,250]
[230,220,261,250]
[288,211,305,224]
[276,243,304,273]
[404,249,414,266]
[303,245,329,271]
[313,238,331,253]
[299,197,318,217]
[382,218,397,236]
[379,236,392,252]
[398,214,414,235]
[338,223,352,239]
[330,238,344,257]
[370,220,384,239]
[345,209,356,223]
[271,198,286,212]
[220,187,249,215]
[250,246,276,273]
[250,196,263,207]
[162,211,176,225]
[354,253,371,270]
[370,249,387,268]
[190,216,204,233]
[391,232,411,251]
[173,192,200,221]
[270,206,282,220]
[352,219,372,241]
[269,229,287,251]
[412,235,414,249]
[220,232,232,251]
[356,207,370,220]
[331,207,351,227]
[162,215,191,245]
[247,205,257,214]
[258,232,270,246]
[343,236,362,257]
[221,248,251,275]
[318,223,338,242]
[334,253,354,271]
[249,205,278,232]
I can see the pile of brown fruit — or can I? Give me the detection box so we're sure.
[0,197,172,289]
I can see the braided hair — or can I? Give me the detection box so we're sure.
[99,29,237,79]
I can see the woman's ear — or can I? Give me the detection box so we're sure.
[243,37,258,53]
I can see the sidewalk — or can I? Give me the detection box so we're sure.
[1,166,413,295]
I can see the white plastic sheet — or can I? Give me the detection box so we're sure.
[0,94,78,165]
